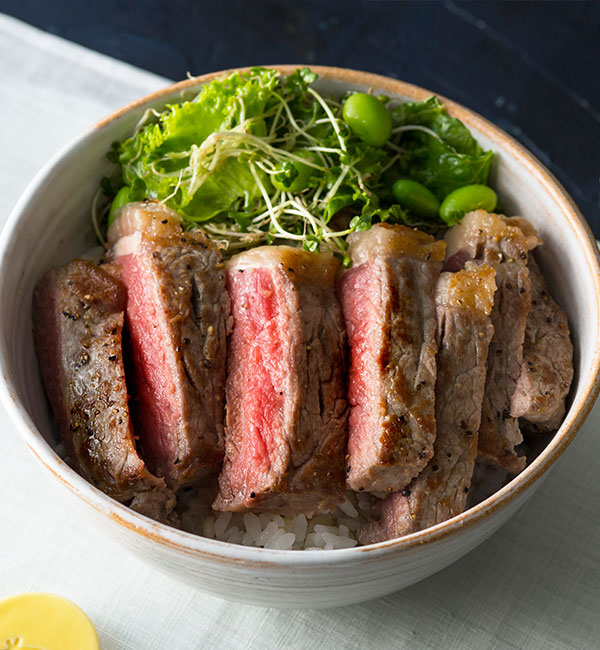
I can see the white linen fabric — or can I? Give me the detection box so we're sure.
[0,13,599,650]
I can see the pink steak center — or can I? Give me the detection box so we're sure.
[227,268,289,493]
[118,252,180,469]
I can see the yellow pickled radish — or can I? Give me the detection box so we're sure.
[0,593,99,650]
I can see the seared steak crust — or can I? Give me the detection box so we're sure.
[339,224,445,497]
[511,256,573,429]
[110,202,231,488]
[32,259,164,501]
[214,246,347,516]
[444,211,542,473]
[359,265,496,544]
[479,262,531,472]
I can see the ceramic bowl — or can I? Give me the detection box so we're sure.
[1,66,599,609]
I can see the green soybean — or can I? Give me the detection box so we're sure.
[392,179,440,218]
[439,184,497,224]
[342,92,392,147]
[108,186,132,225]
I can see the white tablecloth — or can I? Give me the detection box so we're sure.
[1,14,599,649]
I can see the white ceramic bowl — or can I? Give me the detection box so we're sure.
[1,66,599,609]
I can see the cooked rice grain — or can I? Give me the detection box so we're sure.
[179,492,377,550]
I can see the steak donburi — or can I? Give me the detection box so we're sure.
[359,264,496,543]
[213,246,348,516]
[445,210,542,473]
[511,255,573,430]
[33,259,167,506]
[339,224,445,497]
[109,201,231,489]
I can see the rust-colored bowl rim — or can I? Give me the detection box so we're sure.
[3,65,600,567]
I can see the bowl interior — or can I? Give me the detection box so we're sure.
[1,67,599,551]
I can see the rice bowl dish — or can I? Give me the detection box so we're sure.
[1,66,598,607]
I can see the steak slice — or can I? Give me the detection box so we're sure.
[339,224,445,497]
[213,246,347,516]
[445,210,542,473]
[108,201,231,489]
[511,255,573,430]
[32,259,165,503]
[359,264,496,544]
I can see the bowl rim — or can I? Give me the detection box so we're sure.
[1,64,599,568]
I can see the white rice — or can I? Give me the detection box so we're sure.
[176,468,512,549]
[178,488,377,550]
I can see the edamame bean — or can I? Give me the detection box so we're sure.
[439,184,497,224]
[342,93,392,147]
[392,179,440,218]
[108,186,132,225]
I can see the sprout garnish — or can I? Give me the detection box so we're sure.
[95,67,493,259]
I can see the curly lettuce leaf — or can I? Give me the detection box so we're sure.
[101,67,494,253]
[392,96,493,199]
[118,68,279,219]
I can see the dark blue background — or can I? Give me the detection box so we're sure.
[3,0,599,236]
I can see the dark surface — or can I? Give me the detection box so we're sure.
[3,0,599,236]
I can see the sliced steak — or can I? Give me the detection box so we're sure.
[32,259,166,503]
[108,201,231,489]
[359,264,496,544]
[213,246,347,516]
[339,224,445,497]
[511,255,573,430]
[445,210,542,473]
